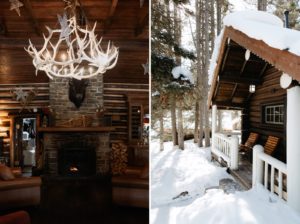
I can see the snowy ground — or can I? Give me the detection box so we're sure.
[151,140,300,224]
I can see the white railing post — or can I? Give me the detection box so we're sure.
[287,86,300,212]
[230,136,239,170]
[211,105,217,152]
[252,145,264,187]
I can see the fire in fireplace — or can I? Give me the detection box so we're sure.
[69,166,79,173]
[58,143,96,177]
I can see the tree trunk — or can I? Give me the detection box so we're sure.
[203,0,210,147]
[177,106,184,150]
[159,113,164,151]
[210,0,215,51]
[198,100,203,147]
[196,0,204,147]
[216,0,222,35]
[194,102,199,143]
[170,95,178,146]
[258,0,267,11]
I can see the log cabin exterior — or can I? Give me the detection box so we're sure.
[209,11,300,212]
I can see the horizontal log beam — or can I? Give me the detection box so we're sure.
[212,100,245,109]
[219,74,261,85]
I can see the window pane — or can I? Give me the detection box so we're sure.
[264,104,284,124]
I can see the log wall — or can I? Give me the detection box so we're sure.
[247,66,286,162]
[0,82,149,165]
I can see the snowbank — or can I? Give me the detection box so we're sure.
[151,140,300,224]
[151,140,232,207]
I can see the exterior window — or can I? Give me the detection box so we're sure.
[264,105,284,124]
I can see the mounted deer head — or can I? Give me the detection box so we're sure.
[68,78,89,108]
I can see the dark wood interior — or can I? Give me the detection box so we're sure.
[0,0,149,84]
[0,1,149,222]
[0,1,149,168]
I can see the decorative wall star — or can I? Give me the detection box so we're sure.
[58,12,71,43]
[11,88,37,112]
[14,88,27,101]
[9,0,23,17]
[141,59,149,75]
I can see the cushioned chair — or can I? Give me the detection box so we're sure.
[0,165,41,210]
[0,210,31,224]
[112,165,149,208]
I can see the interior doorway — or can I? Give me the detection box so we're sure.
[13,116,37,175]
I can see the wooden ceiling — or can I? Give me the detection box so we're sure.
[0,0,149,84]
[211,39,269,109]
[209,26,300,110]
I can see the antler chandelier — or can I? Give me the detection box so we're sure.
[25,0,119,80]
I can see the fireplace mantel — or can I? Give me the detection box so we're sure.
[37,127,115,133]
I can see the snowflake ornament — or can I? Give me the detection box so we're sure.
[9,0,24,17]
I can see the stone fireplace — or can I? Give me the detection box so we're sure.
[58,142,96,177]
[49,75,104,126]
[41,76,111,177]
[43,132,110,176]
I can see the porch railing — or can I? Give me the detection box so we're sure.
[212,133,239,170]
[253,145,287,201]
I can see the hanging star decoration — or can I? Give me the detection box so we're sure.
[141,59,149,75]
[58,12,71,44]
[9,0,24,17]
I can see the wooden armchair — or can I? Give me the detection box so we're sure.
[264,136,280,155]
[240,132,259,153]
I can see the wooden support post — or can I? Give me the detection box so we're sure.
[211,105,217,134]
[230,136,239,170]
[287,85,300,212]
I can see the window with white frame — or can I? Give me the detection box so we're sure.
[264,105,284,124]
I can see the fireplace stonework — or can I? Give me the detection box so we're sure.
[43,133,110,176]
[49,75,104,126]
[43,75,111,177]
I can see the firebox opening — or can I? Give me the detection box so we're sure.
[58,144,96,177]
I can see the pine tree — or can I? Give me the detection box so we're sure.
[152,0,196,150]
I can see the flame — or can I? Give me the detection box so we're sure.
[70,166,79,172]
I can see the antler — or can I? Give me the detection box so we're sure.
[25,13,118,80]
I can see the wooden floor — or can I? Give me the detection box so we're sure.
[230,154,253,190]
[0,205,149,224]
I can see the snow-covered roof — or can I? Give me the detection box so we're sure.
[209,10,300,85]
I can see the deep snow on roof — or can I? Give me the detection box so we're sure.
[209,10,300,85]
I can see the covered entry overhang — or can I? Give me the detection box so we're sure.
[209,26,300,110]
[208,22,300,212]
